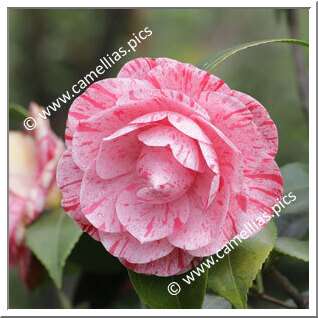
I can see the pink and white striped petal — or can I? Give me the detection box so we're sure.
[120,248,194,276]
[117,57,177,80]
[230,90,278,158]
[99,231,174,264]
[144,62,231,100]
[137,125,205,172]
[96,130,141,180]
[116,182,191,243]
[167,188,230,250]
[56,150,100,240]
[136,146,196,203]
[80,160,134,233]
[66,78,153,144]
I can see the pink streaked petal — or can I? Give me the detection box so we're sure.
[144,62,230,99]
[56,150,100,240]
[188,215,236,257]
[136,146,196,203]
[99,231,174,264]
[117,57,177,80]
[167,113,211,144]
[120,248,194,277]
[137,125,205,173]
[67,78,153,142]
[198,141,219,174]
[197,92,266,163]
[80,160,134,233]
[167,188,230,250]
[115,88,210,120]
[116,183,191,243]
[96,130,141,180]
[193,168,220,209]
[230,90,278,158]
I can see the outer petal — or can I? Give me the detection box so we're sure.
[117,57,177,80]
[56,150,100,240]
[80,160,134,233]
[66,78,153,146]
[144,62,231,100]
[196,92,266,163]
[99,231,174,264]
[116,182,191,243]
[230,90,278,157]
[120,248,194,276]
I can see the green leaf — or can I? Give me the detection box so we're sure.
[25,209,82,288]
[68,233,124,274]
[9,103,28,131]
[274,237,309,262]
[208,221,277,309]
[128,261,208,309]
[197,39,309,71]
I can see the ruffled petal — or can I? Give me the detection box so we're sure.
[138,124,204,172]
[167,189,230,250]
[230,90,278,158]
[135,146,196,203]
[80,160,134,233]
[116,181,191,243]
[144,62,231,99]
[120,248,194,276]
[56,150,100,240]
[99,231,174,264]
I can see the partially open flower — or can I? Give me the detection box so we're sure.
[9,102,65,289]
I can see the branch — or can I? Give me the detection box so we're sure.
[286,9,309,119]
[270,266,309,308]
[249,291,297,309]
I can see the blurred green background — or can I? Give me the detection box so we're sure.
[9,8,309,309]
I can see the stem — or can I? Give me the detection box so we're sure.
[286,9,309,119]
[56,288,72,309]
[249,291,297,309]
[270,266,308,308]
[256,271,264,294]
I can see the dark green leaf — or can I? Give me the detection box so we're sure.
[274,237,309,262]
[197,39,309,71]
[128,261,208,309]
[208,221,277,308]
[9,103,28,131]
[26,209,82,288]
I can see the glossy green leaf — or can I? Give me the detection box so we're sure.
[208,221,277,309]
[274,237,309,262]
[9,103,28,131]
[25,209,82,288]
[128,261,208,309]
[197,39,309,71]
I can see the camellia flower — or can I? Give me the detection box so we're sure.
[9,102,65,289]
[57,58,283,276]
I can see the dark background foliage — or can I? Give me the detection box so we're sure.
[9,8,309,309]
